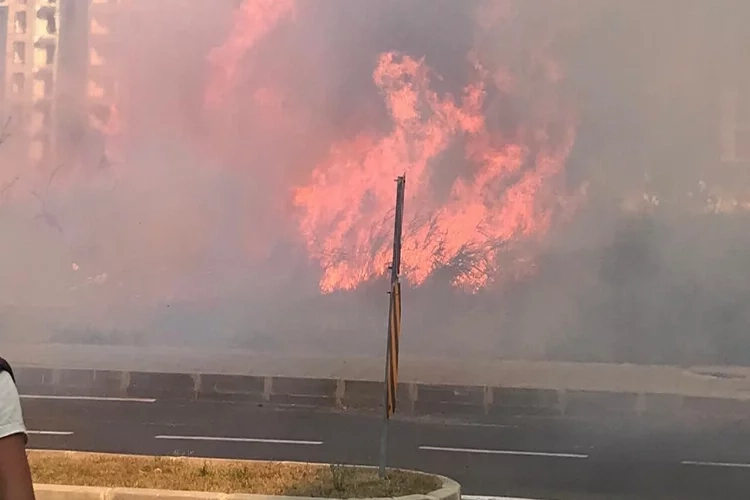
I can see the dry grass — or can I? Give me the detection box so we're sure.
[29,452,441,498]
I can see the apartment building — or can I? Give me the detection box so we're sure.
[0,0,58,165]
[86,0,118,143]
[0,0,119,168]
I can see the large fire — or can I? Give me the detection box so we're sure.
[205,0,296,107]
[294,53,575,292]
[208,0,578,293]
[1,0,578,305]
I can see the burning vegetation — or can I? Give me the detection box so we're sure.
[208,0,580,293]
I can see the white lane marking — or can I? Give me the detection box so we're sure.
[464,496,545,500]
[682,460,750,469]
[26,430,74,436]
[416,421,517,430]
[21,395,156,403]
[155,435,323,446]
[419,445,588,459]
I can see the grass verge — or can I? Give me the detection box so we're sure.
[29,452,442,498]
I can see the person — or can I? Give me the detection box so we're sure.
[0,358,35,500]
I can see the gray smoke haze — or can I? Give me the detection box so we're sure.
[1,0,749,365]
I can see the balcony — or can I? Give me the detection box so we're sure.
[90,0,118,25]
[88,39,115,66]
[32,72,53,100]
[12,41,26,65]
[11,73,25,96]
[33,43,56,68]
[14,11,27,35]
[87,78,115,101]
[90,16,110,36]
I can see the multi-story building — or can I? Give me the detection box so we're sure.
[0,0,60,166]
[0,0,118,169]
[86,0,119,147]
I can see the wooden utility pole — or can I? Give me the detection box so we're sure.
[379,175,405,478]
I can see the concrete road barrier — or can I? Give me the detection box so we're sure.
[10,343,750,423]
[12,364,750,423]
[199,374,267,402]
[414,384,487,417]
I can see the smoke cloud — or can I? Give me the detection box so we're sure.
[1,0,749,365]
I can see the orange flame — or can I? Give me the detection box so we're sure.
[203,0,579,294]
[205,0,296,107]
[293,51,576,293]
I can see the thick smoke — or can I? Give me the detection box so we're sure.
[1,0,749,365]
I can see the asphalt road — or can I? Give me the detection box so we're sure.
[19,395,750,500]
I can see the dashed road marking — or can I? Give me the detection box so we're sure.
[26,430,74,436]
[419,445,588,459]
[682,460,750,469]
[464,496,546,500]
[155,435,323,446]
[21,395,156,403]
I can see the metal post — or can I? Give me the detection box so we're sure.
[379,175,405,478]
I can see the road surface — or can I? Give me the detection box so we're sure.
[21,395,748,500]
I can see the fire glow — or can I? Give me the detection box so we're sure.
[205,0,296,107]
[207,0,578,293]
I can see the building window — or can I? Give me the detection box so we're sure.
[45,44,55,64]
[11,73,24,94]
[33,74,53,99]
[38,9,56,34]
[14,11,26,34]
[13,41,25,64]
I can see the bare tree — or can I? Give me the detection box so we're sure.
[0,117,15,205]
[28,164,66,233]
[0,177,19,205]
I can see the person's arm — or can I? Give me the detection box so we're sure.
[0,433,35,500]
[0,372,35,500]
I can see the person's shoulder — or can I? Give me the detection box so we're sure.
[0,371,21,411]
[0,372,16,395]
[0,358,14,382]
[0,372,25,440]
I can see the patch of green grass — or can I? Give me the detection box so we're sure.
[29,452,441,498]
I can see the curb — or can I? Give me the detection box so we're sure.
[31,451,459,500]
[15,365,750,423]
[35,485,457,500]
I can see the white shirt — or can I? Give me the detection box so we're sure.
[0,372,26,440]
